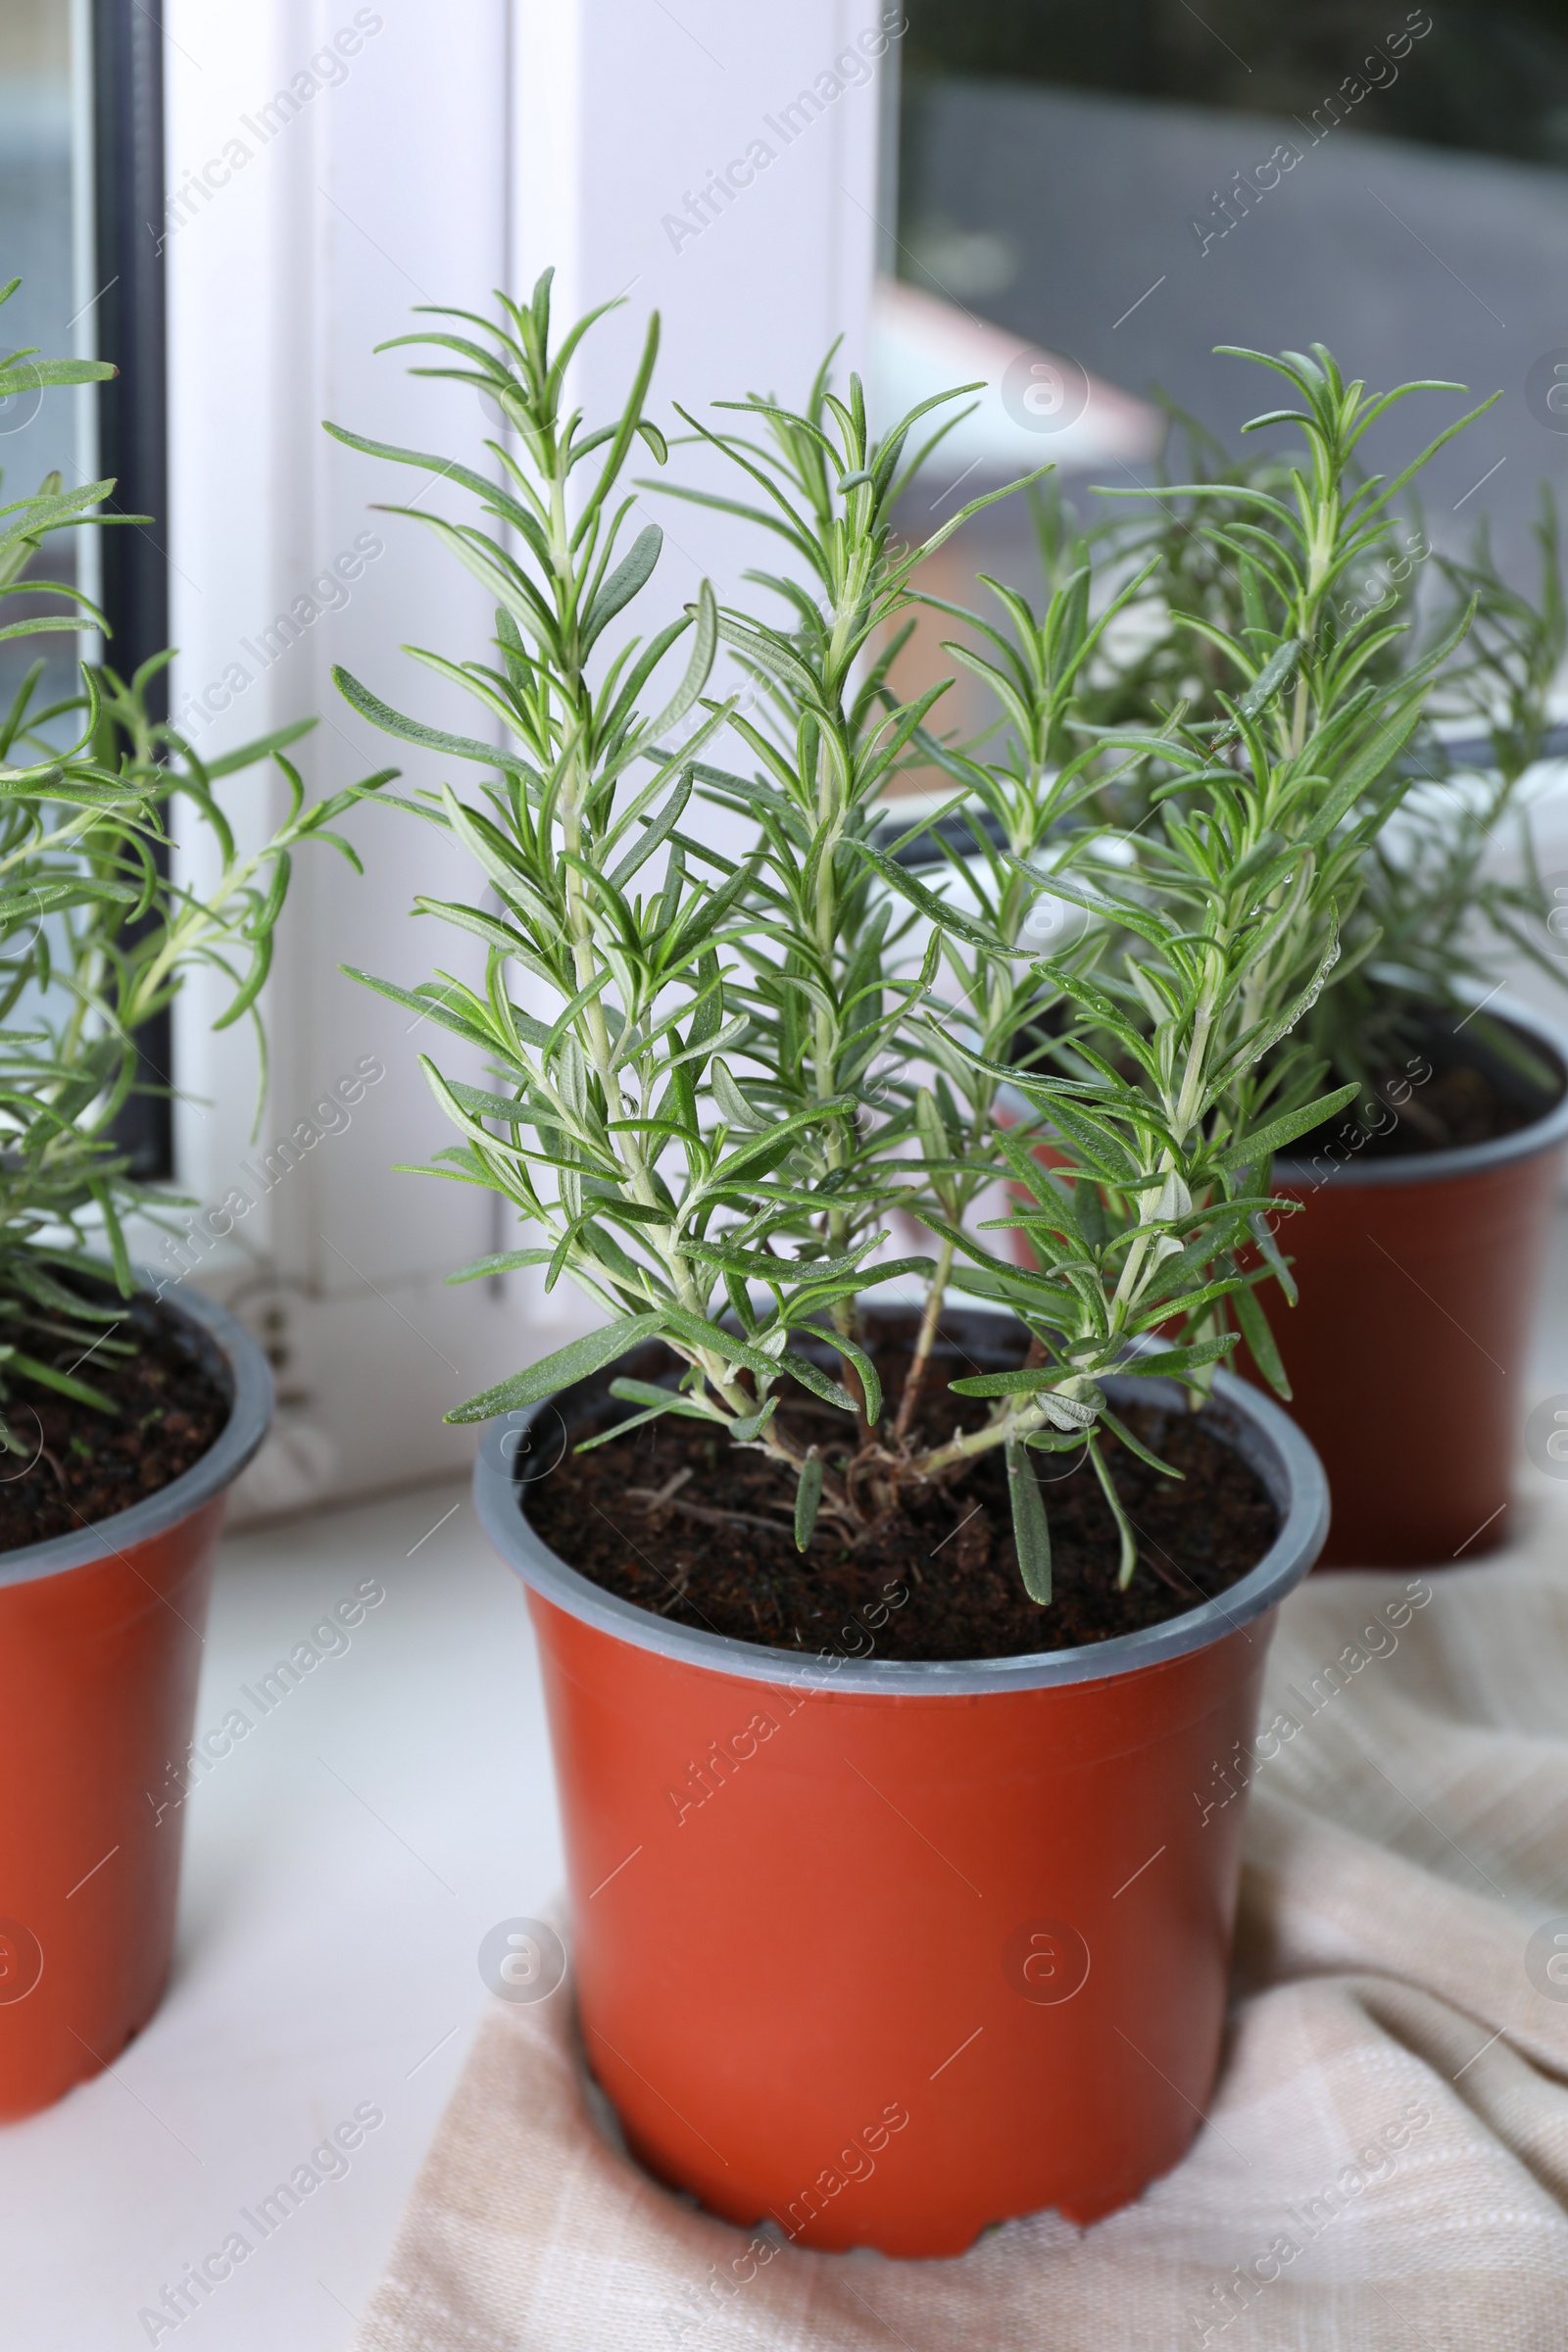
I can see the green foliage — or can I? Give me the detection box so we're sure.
[0,276,124,653]
[330,272,1026,1533]
[870,346,1486,1571]
[344,299,1486,1597]
[1027,365,1568,1121]
[0,658,389,1434]
[0,280,389,1440]
[1304,491,1568,1102]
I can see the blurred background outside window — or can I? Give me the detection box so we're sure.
[876,0,1568,879]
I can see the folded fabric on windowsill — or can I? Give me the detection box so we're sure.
[353,1510,1568,2352]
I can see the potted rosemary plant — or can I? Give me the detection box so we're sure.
[1263,503,1568,1562]
[336,286,1469,2250]
[1026,401,1568,1563]
[0,285,386,2120]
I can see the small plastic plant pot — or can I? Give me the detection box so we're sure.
[475,1324,1327,2257]
[0,1286,271,2123]
[1250,999,1568,1568]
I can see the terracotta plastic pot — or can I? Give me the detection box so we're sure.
[0,1286,271,2123]
[475,1322,1326,2256]
[1252,999,1568,1568]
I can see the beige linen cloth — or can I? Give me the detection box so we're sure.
[356,1505,1568,2351]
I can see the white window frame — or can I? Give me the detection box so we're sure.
[162,0,888,1513]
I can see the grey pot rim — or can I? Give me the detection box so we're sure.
[1272,995,1568,1189]
[474,1347,1330,1698]
[0,1276,273,1592]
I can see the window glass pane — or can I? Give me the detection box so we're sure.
[891,4,1568,616]
[0,1,82,720]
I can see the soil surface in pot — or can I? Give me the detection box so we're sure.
[1283,1004,1565,1163]
[0,1295,231,1552]
[1293,1062,1533,1159]
[523,1318,1279,1660]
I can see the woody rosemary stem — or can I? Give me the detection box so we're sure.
[893,1235,954,1445]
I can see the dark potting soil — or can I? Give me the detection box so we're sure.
[1290,1059,1537,1161]
[523,1318,1278,1661]
[1281,1004,1565,1164]
[0,1296,231,1552]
